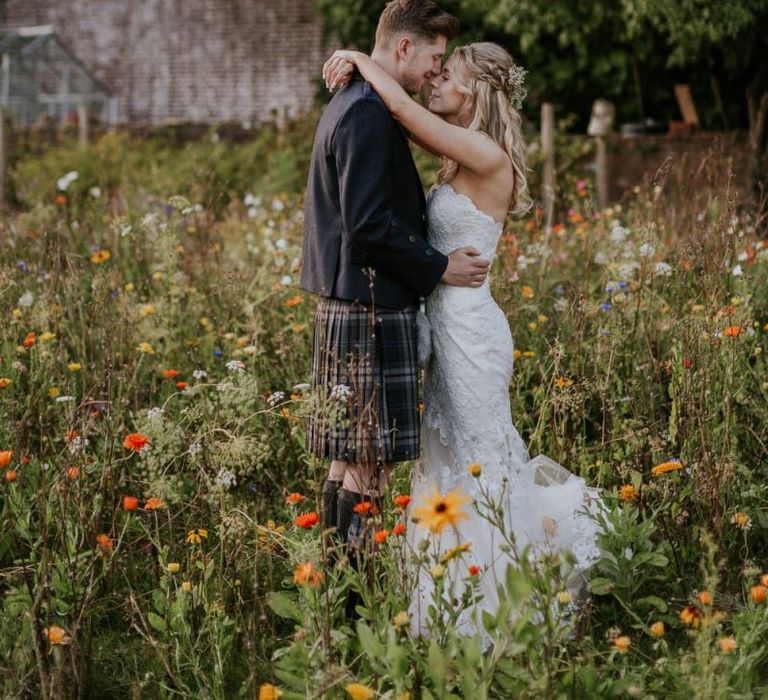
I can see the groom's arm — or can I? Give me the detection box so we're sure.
[334,98,448,297]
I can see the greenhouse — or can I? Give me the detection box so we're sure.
[0,25,115,126]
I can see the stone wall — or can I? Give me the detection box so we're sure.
[0,0,328,124]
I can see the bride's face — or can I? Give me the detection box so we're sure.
[428,56,471,124]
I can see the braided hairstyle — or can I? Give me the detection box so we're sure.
[436,42,531,217]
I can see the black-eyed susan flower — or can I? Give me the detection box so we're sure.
[186,528,208,544]
[412,488,470,533]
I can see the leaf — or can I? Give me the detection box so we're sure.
[266,592,302,623]
[588,577,615,595]
[636,595,669,613]
[356,621,385,671]
[147,612,166,633]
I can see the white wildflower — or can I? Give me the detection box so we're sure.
[280,275,292,286]
[732,264,743,277]
[638,243,656,258]
[55,395,75,402]
[192,369,208,380]
[267,391,286,407]
[56,170,79,191]
[610,226,629,244]
[89,186,102,198]
[215,468,237,489]
[330,384,353,403]
[247,207,259,219]
[225,359,245,373]
[18,291,34,308]
[593,252,609,266]
[272,199,285,212]
[654,262,673,277]
[147,407,164,421]
[275,238,287,251]
[618,261,640,279]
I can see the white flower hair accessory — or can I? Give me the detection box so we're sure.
[504,64,528,110]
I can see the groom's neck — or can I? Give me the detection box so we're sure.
[370,47,402,87]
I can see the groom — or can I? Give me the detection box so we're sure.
[300,0,489,551]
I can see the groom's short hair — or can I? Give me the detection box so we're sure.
[375,0,460,47]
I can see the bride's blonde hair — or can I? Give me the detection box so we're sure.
[436,42,532,217]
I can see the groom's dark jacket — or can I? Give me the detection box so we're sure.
[300,76,448,309]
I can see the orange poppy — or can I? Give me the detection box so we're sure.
[392,523,406,536]
[162,369,180,379]
[23,332,36,348]
[374,529,389,544]
[284,493,303,505]
[5,469,17,482]
[353,501,375,515]
[295,512,319,529]
[0,451,12,468]
[96,533,113,554]
[723,325,742,337]
[143,497,165,510]
[123,433,150,452]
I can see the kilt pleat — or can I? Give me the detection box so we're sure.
[307,297,419,464]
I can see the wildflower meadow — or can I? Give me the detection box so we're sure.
[1,124,768,698]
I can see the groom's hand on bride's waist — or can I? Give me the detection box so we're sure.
[441,247,490,288]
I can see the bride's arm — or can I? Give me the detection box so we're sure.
[324,51,507,176]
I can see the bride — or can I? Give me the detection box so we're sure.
[323,42,602,639]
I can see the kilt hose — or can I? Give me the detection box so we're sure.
[307,297,420,465]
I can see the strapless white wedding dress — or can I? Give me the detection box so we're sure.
[407,184,603,641]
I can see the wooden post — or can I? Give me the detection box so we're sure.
[595,136,609,209]
[78,104,88,148]
[541,102,555,233]
[0,105,6,209]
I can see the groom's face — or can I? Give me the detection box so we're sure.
[399,34,447,95]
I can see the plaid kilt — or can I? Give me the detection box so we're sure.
[307,297,420,464]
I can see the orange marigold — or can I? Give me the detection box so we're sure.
[295,512,319,529]
[393,494,411,508]
[353,501,375,515]
[649,621,665,637]
[723,325,742,337]
[618,484,639,502]
[750,585,766,604]
[651,460,683,476]
[392,523,406,536]
[374,529,389,544]
[122,495,139,512]
[0,450,12,468]
[293,561,324,587]
[680,605,701,627]
[123,433,150,452]
[45,625,71,645]
[697,590,713,606]
[611,635,631,653]
[143,497,165,510]
[96,533,113,555]
[284,492,304,505]
[5,469,17,482]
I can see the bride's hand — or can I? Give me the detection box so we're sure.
[323,50,361,91]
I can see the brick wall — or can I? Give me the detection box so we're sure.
[0,0,328,124]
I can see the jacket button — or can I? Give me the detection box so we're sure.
[408,235,416,243]
[425,249,433,256]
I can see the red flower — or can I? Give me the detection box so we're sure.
[374,529,389,544]
[392,523,406,536]
[4,469,17,482]
[175,381,188,390]
[393,494,411,508]
[468,565,481,576]
[295,512,320,529]
[122,495,139,511]
[162,369,180,379]
[285,492,304,505]
[23,332,36,348]
[123,433,149,452]
[0,451,12,468]
[683,358,692,368]
[55,194,66,206]
[723,325,742,337]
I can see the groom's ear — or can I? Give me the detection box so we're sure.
[394,35,413,60]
